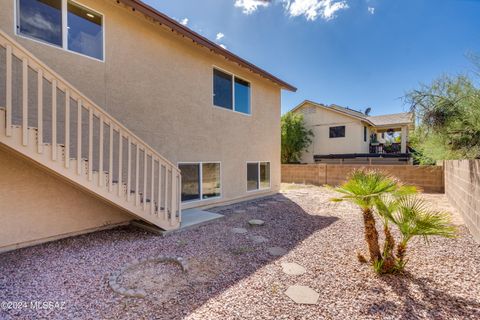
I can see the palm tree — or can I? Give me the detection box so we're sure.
[333,169,457,274]
[332,170,402,263]
[377,195,457,271]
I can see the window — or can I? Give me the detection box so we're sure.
[213,68,251,114]
[247,162,270,191]
[213,69,232,110]
[18,0,63,46]
[364,126,367,142]
[329,126,345,138]
[17,0,104,60]
[179,162,221,202]
[67,1,103,60]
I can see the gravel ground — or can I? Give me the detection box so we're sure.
[1,184,479,320]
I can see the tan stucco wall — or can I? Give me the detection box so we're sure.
[282,164,445,193]
[0,0,282,210]
[0,148,132,252]
[445,160,480,243]
[296,104,371,163]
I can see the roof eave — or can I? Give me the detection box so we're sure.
[118,0,297,92]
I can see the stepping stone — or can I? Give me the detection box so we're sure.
[267,247,287,256]
[248,219,265,226]
[250,235,268,244]
[234,209,246,214]
[285,285,319,305]
[231,227,248,234]
[281,262,306,275]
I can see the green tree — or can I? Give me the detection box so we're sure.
[281,112,313,163]
[406,65,480,163]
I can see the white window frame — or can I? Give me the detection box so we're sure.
[178,161,222,203]
[212,66,252,116]
[246,161,271,192]
[14,0,105,62]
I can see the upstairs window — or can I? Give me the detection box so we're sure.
[67,1,103,60]
[18,0,63,46]
[213,68,251,114]
[17,0,104,61]
[329,126,345,138]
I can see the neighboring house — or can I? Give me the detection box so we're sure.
[291,100,414,164]
[0,0,295,252]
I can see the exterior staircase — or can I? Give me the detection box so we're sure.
[0,30,181,231]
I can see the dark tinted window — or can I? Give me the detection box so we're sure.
[329,126,345,138]
[202,163,221,199]
[234,77,250,114]
[68,1,103,60]
[364,126,367,142]
[247,163,259,191]
[179,164,200,202]
[18,0,63,46]
[213,69,233,110]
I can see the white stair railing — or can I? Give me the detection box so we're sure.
[0,30,181,230]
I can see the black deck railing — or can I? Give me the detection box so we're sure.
[369,143,403,154]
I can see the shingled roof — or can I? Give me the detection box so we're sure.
[367,113,414,126]
[292,100,414,127]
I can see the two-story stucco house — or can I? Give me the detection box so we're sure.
[0,0,295,252]
[291,100,414,164]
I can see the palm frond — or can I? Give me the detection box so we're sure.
[332,169,405,209]
[392,196,457,241]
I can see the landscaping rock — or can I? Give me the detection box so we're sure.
[248,219,265,226]
[250,235,268,244]
[267,247,287,256]
[285,285,319,305]
[231,227,248,234]
[281,262,306,275]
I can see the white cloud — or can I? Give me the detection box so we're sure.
[368,6,375,14]
[180,18,189,26]
[216,32,225,41]
[284,0,349,21]
[234,0,271,14]
[219,44,227,49]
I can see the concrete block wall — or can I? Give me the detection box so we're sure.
[281,164,326,186]
[445,160,480,243]
[282,164,445,193]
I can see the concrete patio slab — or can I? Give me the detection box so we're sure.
[131,208,223,236]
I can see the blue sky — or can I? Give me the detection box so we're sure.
[145,0,480,115]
